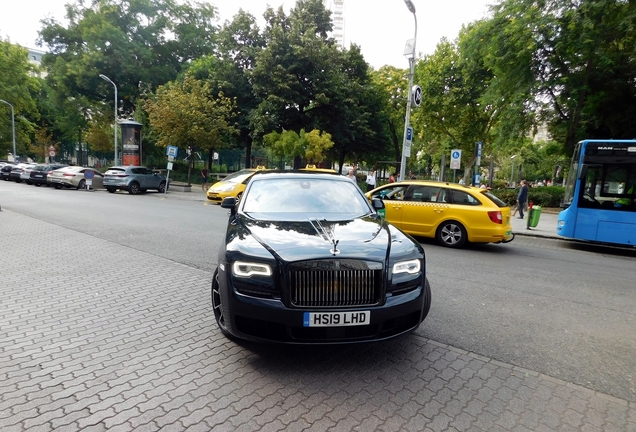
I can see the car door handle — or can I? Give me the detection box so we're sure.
[392,206,402,210]
[434,209,444,213]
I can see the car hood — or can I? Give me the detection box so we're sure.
[229,216,400,263]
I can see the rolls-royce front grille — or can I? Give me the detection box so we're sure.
[289,269,381,307]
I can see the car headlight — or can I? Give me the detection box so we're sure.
[392,259,421,275]
[210,184,236,193]
[232,261,272,277]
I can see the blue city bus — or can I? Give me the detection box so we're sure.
[557,139,636,246]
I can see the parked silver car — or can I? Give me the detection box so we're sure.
[48,166,103,189]
[103,166,167,194]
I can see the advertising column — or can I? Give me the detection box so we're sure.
[120,119,143,166]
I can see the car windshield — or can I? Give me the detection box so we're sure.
[242,177,372,221]
[222,169,255,184]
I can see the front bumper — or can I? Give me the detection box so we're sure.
[219,267,428,344]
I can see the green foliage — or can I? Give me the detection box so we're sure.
[39,0,218,114]
[0,40,40,157]
[144,73,237,152]
[475,0,636,155]
[250,0,390,170]
[263,128,333,163]
[491,186,565,207]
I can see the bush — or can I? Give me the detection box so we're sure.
[490,186,565,207]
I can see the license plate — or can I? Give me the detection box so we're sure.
[303,311,370,327]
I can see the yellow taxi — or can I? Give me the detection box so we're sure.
[366,180,513,248]
[206,167,268,203]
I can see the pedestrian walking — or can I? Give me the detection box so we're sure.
[201,167,209,191]
[517,179,528,219]
[365,170,376,192]
[388,173,396,183]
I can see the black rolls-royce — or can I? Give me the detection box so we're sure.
[212,171,431,344]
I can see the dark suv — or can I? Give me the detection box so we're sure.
[103,166,167,194]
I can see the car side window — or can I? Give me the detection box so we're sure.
[131,168,144,174]
[376,185,409,201]
[405,185,438,202]
[429,188,448,202]
[450,190,481,205]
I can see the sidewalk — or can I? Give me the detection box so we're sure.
[510,207,561,239]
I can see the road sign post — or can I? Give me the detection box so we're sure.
[165,146,178,194]
[84,169,95,191]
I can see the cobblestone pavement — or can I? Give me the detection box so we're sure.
[1,210,634,431]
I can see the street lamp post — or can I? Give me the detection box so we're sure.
[0,99,16,162]
[510,154,517,186]
[99,74,118,166]
[400,0,417,182]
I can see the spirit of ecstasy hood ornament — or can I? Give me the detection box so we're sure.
[309,219,340,255]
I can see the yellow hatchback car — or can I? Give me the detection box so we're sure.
[206,167,267,203]
[366,181,513,248]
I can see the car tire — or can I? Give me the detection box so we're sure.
[35,183,41,187]
[107,188,116,193]
[211,268,234,339]
[77,179,86,190]
[421,277,432,321]
[54,184,63,189]
[128,182,140,195]
[436,220,467,248]
[157,181,166,193]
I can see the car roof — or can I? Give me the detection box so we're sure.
[250,170,346,180]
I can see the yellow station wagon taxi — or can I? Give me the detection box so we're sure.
[206,167,268,203]
[366,180,513,248]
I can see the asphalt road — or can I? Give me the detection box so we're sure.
[1,180,634,403]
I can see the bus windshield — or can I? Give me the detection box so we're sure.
[557,140,636,247]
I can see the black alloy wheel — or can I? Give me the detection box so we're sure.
[211,269,232,338]
[77,179,86,190]
[158,181,166,193]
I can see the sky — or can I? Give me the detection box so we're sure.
[0,0,494,69]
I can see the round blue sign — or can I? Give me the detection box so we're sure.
[452,151,460,159]
[84,170,95,179]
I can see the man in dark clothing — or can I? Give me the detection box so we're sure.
[517,179,528,219]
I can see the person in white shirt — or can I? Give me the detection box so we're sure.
[365,170,376,192]
[458,176,465,185]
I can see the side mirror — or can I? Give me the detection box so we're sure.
[372,198,386,218]
[372,198,385,210]
[221,197,237,209]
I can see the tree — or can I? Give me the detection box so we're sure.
[39,0,218,116]
[412,31,507,177]
[144,74,237,184]
[189,9,266,169]
[251,0,389,172]
[0,40,40,158]
[476,0,636,155]
[263,128,333,165]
